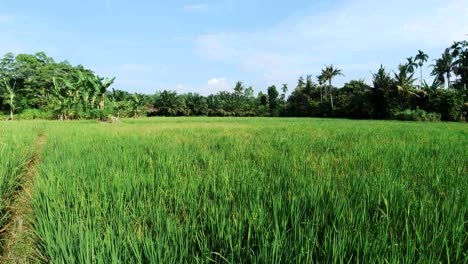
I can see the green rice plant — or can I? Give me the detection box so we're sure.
[0,122,40,254]
[13,118,468,263]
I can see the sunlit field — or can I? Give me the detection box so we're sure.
[1,118,467,263]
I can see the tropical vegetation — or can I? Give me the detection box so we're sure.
[1,41,467,121]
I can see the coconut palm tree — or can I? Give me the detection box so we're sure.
[394,64,417,90]
[318,65,344,110]
[393,64,419,102]
[431,48,454,88]
[422,78,443,91]
[415,50,429,87]
[451,41,468,86]
[372,65,393,91]
[233,81,244,96]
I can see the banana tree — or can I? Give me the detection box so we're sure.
[51,77,70,120]
[64,79,81,118]
[130,93,145,118]
[2,78,16,120]
[110,88,128,118]
[88,75,116,110]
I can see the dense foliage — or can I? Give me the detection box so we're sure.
[1,41,467,121]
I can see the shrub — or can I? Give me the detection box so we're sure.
[88,109,107,120]
[393,109,441,122]
[427,90,464,121]
[18,109,54,120]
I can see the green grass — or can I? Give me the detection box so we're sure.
[0,123,41,254]
[1,118,467,263]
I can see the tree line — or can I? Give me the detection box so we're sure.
[1,40,467,121]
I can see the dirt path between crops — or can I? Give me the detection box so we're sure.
[0,133,47,264]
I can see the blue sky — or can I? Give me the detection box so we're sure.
[1,0,467,95]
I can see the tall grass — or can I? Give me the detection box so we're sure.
[26,118,468,263]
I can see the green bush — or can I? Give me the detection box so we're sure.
[427,90,464,121]
[88,109,107,121]
[393,109,441,122]
[18,109,54,120]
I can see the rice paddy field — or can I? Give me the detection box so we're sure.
[0,117,467,263]
[0,126,37,229]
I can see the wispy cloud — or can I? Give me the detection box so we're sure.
[183,4,208,11]
[166,77,230,96]
[195,0,468,86]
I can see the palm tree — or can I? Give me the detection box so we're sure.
[415,50,429,87]
[233,81,244,96]
[451,41,468,86]
[280,84,288,104]
[406,57,418,74]
[394,64,418,99]
[318,65,344,110]
[2,78,16,120]
[431,48,454,89]
[281,84,288,94]
[156,90,185,116]
[422,78,442,91]
[372,65,393,90]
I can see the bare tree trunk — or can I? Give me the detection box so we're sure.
[420,67,423,88]
[99,95,105,110]
[329,79,334,110]
[447,73,450,89]
[320,86,323,103]
[9,97,13,120]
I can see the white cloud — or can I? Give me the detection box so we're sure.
[167,78,231,95]
[195,0,468,87]
[183,4,207,11]
[206,77,230,93]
